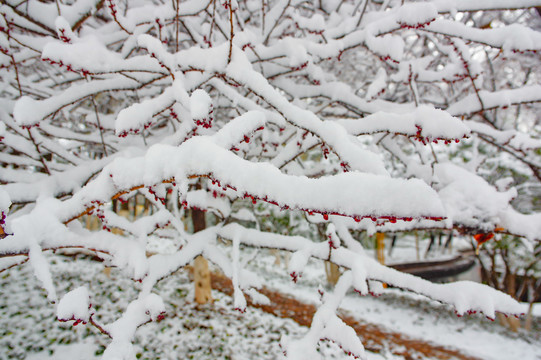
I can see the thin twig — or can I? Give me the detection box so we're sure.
[91,96,108,157]
[228,0,234,64]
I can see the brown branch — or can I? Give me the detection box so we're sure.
[477,133,541,182]
[89,314,111,338]
[175,0,180,52]
[1,245,112,259]
[0,2,56,36]
[26,128,51,175]
[0,257,28,273]
[228,0,234,64]
[73,0,105,31]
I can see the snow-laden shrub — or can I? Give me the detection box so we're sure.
[1,1,541,358]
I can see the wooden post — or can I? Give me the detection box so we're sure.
[415,231,420,261]
[376,232,385,265]
[376,232,387,288]
[271,249,281,265]
[192,207,212,304]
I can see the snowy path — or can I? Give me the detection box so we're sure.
[250,254,541,360]
[210,270,481,360]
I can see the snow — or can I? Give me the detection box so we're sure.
[395,3,437,27]
[0,188,10,214]
[465,120,541,151]
[293,13,326,34]
[13,77,141,128]
[115,87,175,136]
[219,223,524,318]
[92,137,447,221]
[26,342,99,360]
[190,89,213,127]
[42,36,125,73]
[434,163,517,229]
[426,20,541,52]
[250,252,541,360]
[1,242,539,360]
[102,294,165,360]
[365,34,405,62]
[57,286,91,324]
[365,68,387,100]
[2,1,541,359]
[447,85,541,116]
[336,105,470,141]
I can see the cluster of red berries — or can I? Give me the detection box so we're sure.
[149,52,171,72]
[93,206,111,232]
[413,125,463,145]
[241,43,254,51]
[290,61,308,72]
[210,177,237,192]
[354,288,382,298]
[221,1,237,10]
[180,127,199,144]
[289,271,300,283]
[321,144,330,159]
[118,121,154,138]
[294,22,324,36]
[203,35,212,48]
[58,28,71,43]
[378,54,400,64]
[398,18,436,29]
[154,219,171,230]
[454,309,496,322]
[0,24,10,35]
[442,72,479,85]
[58,313,89,326]
[89,122,107,132]
[193,107,214,128]
[0,45,9,56]
[0,211,6,226]
[42,57,90,77]
[169,108,179,120]
[211,189,226,199]
[369,88,386,100]
[327,234,339,250]
[325,338,362,359]
[148,186,166,206]
[21,123,40,130]
[107,0,118,18]
[117,128,139,138]
[230,127,264,149]
[511,48,539,55]
[447,39,478,79]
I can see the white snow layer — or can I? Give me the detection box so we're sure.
[57,286,91,324]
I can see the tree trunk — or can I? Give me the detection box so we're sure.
[524,299,535,331]
[192,207,212,304]
[325,261,340,286]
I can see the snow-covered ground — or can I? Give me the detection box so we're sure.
[249,249,541,360]
[1,250,539,360]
